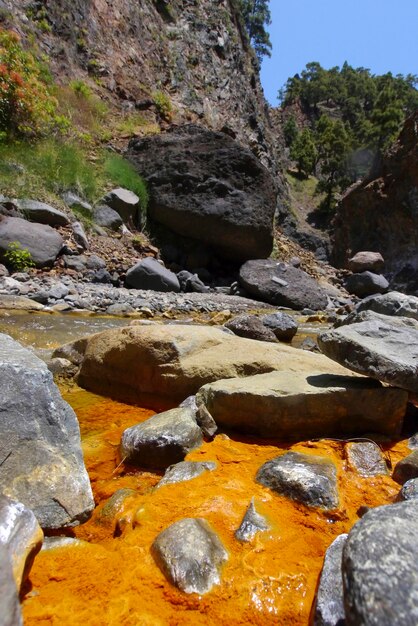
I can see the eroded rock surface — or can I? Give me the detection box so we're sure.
[356,291,418,320]
[313,534,347,626]
[0,544,23,626]
[234,499,269,543]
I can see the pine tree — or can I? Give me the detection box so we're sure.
[239,0,272,61]
[289,128,317,177]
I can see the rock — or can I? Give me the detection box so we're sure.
[313,534,347,626]
[225,314,277,342]
[120,407,203,469]
[345,442,388,477]
[47,357,77,377]
[151,517,228,594]
[62,192,93,215]
[63,255,87,272]
[125,257,180,292]
[0,216,64,267]
[157,461,216,487]
[16,199,70,227]
[194,395,218,438]
[239,260,328,311]
[392,450,418,484]
[0,495,43,590]
[177,270,209,293]
[234,499,269,542]
[52,336,89,366]
[337,309,418,329]
[0,263,9,277]
[299,337,320,352]
[91,268,113,284]
[92,205,123,230]
[103,187,141,226]
[0,544,23,626]
[72,221,89,251]
[106,303,135,316]
[0,334,94,529]
[344,271,389,298]
[127,125,277,262]
[196,371,406,439]
[0,294,44,311]
[85,254,107,270]
[256,452,339,510]
[261,311,298,342]
[356,291,418,321]
[342,500,418,626]
[318,319,418,393]
[347,251,384,274]
[95,489,136,530]
[77,324,378,409]
[400,478,418,501]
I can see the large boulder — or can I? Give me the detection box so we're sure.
[344,272,389,298]
[347,251,384,273]
[239,259,328,310]
[196,370,407,439]
[102,187,141,226]
[76,324,377,409]
[127,125,277,262]
[318,319,418,393]
[0,334,94,529]
[356,291,418,320]
[342,501,418,626]
[125,257,180,292]
[0,216,63,267]
[16,199,70,227]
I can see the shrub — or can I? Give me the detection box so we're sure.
[4,241,35,271]
[152,90,172,120]
[70,79,92,99]
[0,29,60,137]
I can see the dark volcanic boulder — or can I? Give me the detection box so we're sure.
[342,500,418,626]
[127,125,277,262]
[344,271,389,298]
[16,199,69,227]
[239,259,328,310]
[0,216,63,267]
[125,257,180,292]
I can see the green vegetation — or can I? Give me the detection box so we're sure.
[281,62,418,211]
[239,0,272,61]
[104,154,149,213]
[4,241,35,271]
[152,91,173,120]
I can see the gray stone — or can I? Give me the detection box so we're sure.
[92,205,123,230]
[106,303,135,316]
[356,291,418,321]
[0,544,23,626]
[62,192,93,215]
[85,255,107,270]
[48,283,70,300]
[103,187,141,226]
[72,221,89,251]
[234,499,269,542]
[408,433,418,450]
[400,478,418,501]
[347,252,384,273]
[63,255,87,272]
[126,258,180,292]
[345,442,388,477]
[261,311,298,342]
[225,314,278,342]
[342,500,418,626]
[318,319,418,393]
[0,216,64,267]
[337,309,418,329]
[313,534,347,626]
[239,260,328,311]
[16,199,70,227]
[157,461,216,487]
[52,336,89,366]
[120,407,203,469]
[47,357,77,377]
[151,517,228,594]
[0,495,43,589]
[196,371,407,439]
[0,294,44,311]
[256,452,339,510]
[393,450,418,484]
[344,271,389,298]
[177,270,209,293]
[0,334,94,529]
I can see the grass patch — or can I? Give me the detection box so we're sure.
[104,154,148,212]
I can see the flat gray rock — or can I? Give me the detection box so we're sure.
[157,461,216,487]
[256,451,339,510]
[393,450,418,484]
[125,257,180,292]
[356,291,418,320]
[318,319,418,393]
[151,517,228,594]
[0,544,23,626]
[0,334,94,529]
[234,499,269,542]
[16,199,70,227]
[92,205,123,230]
[345,442,388,477]
[0,216,64,267]
[343,500,418,626]
[313,534,347,626]
[0,496,43,590]
[120,407,203,469]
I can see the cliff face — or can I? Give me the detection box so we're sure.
[6,0,283,178]
[332,112,418,293]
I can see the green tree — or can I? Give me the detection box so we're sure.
[283,115,298,146]
[290,127,317,177]
[315,116,352,211]
[239,0,272,61]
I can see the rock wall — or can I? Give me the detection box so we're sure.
[332,112,418,293]
[6,0,284,182]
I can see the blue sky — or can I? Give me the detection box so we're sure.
[260,0,418,105]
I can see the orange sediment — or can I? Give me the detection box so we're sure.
[22,388,408,626]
